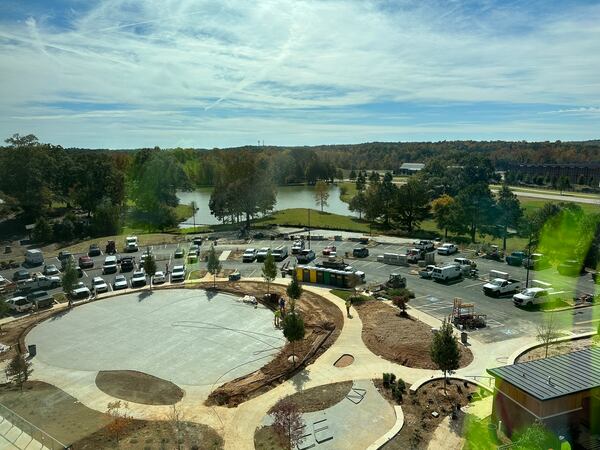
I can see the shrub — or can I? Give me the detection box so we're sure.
[396,378,406,392]
[392,386,403,402]
[389,373,396,385]
[383,373,390,387]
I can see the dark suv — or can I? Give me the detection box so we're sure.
[120,256,135,272]
[353,247,369,258]
[88,244,101,257]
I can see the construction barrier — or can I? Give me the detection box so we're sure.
[295,265,360,288]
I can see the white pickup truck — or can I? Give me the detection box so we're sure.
[483,278,522,297]
[513,287,556,307]
[17,274,61,293]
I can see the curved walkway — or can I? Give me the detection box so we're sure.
[26,277,539,449]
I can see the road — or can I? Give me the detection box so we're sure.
[494,189,600,206]
[1,235,598,345]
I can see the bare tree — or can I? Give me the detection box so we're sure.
[106,401,133,443]
[271,399,304,450]
[5,354,33,391]
[536,313,560,358]
[168,404,187,449]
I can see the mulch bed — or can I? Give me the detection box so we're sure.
[355,300,473,369]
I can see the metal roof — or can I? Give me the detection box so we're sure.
[487,347,600,401]
[400,163,425,170]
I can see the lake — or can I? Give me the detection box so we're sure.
[177,185,354,226]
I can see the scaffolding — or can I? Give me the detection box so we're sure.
[451,298,487,329]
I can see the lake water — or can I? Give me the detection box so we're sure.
[177,185,353,226]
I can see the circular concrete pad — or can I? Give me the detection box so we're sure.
[27,289,284,387]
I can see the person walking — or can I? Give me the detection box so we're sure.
[345,299,352,318]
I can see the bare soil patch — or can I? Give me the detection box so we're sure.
[73,419,223,450]
[204,281,343,407]
[354,300,473,369]
[516,336,595,363]
[378,379,480,449]
[95,370,184,405]
[334,353,354,367]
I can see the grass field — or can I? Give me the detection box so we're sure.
[339,182,358,203]
[256,208,371,233]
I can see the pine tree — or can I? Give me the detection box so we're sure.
[207,245,222,288]
[430,319,460,393]
[143,248,157,289]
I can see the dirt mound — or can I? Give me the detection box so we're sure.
[204,281,343,407]
[95,370,184,405]
[355,300,472,370]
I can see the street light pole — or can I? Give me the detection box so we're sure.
[525,233,532,289]
[308,208,311,250]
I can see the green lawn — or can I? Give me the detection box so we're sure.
[339,182,358,203]
[256,208,371,233]
[518,197,599,215]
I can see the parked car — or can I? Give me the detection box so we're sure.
[113,275,128,290]
[25,249,44,266]
[228,270,241,281]
[419,265,436,279]
[60,253,75,270]
[291,240,305,254]
[243,248,258,262]
[78,255,94,269]
[353,247,369,258]
[322,245,336,256]
[413,240,435,252]
[42,264,60,276]
[92,276,108,294]
[71,285,91,300]
[7,296,33,313]
[557,259,584,276]
[437,243,458,255]
[88,244,102,257]
[174,247,185,259]
[483,278,522,297]
[120,256,135,272]
[12,270,30,282]
[26,290,53,309]
[192,237,203,246]
[454,257,476,268]
[189,244,200,256]
[171,265,186,283]
[103,256,118,274]
[256,247,271,262]
[407,248,424,264]
[272,246,289,261]
[57,250,73,262]
[297,249,316,264]
[506,251,527,266]
[125,236,138,253]
[513,288,550,307]
[152,271,166,284]
[432,265,462,282]
[131,270,147,288]
[523,253,551,270]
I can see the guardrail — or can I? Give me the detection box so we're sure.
[0,402,68,449]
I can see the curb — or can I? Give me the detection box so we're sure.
[507,331,597,364]
[409,376,494,394]
[366,405,404,450]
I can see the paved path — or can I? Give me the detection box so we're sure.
[24,278,540,449]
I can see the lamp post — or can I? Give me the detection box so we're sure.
[307,208,311,250]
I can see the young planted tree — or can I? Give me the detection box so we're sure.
[390,288,412,317]
[271,399,304,450]
[262,250,277,294]
[106,401,133,444]
[144,248,157,290]
[207,244,222,289]
[282,312,305,366]
[6,354,33,391]
[536,313,560,358]
[314,180,330,212]
[286,274,303,312]
[430,319,460,393]
[61,259,79,308]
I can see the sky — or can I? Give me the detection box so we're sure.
[1,0,599,149]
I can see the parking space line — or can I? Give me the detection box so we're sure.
[464,281,485,288]
[373,264,388,270]
[575,318,600,325]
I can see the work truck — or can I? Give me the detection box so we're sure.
[482,278,522,297]
[17,274,61,293]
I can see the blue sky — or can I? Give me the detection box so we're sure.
[1,0,599,148]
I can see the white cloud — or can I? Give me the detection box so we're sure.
[0,0,599,146]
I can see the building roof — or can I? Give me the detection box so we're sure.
[487,347,600,401]
[400,163,425,171]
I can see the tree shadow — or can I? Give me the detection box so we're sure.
[137,290,153,302]
[291,369,310,392]
[206,289,219,301]
[50,308,72,321]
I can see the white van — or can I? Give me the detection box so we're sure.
[103,255,118,274]
[25,249,44,266]
[432,265,462,282]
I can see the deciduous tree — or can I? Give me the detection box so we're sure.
[262,250,277,294]
[61,259,79,308]
[6,354,32,391]
[430,319,460,393]
[494,184,523,251]
[394,177,430,232]
[431,194,456,239]
[207,245,221,288]
[106,401,133,444]
[271,399,304,450]
[314,180,330,212]
[143,249,157,289]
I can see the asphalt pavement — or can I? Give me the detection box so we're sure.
[1,235,598,344]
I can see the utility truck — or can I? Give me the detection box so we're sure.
[483,278,522,297]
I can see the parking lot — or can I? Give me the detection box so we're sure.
[1,234,598,343]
